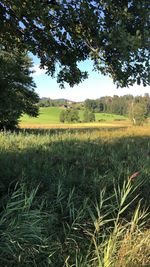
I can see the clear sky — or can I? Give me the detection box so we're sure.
[31,54,150,102]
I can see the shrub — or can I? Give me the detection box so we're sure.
[59,108,79,123]
[83,109,95,122]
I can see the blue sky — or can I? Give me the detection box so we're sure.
[31,54,150,102]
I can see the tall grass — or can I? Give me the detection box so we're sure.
[0,126,150,266]
[0,179,149,266]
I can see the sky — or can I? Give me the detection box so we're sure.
[31,54,150,102]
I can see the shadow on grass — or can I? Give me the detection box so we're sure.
[0,130,150,211]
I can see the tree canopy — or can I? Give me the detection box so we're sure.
[129,98,149,125]
[83,109,95,122]
[0,0,149,88]
[0,47,39,129]
[59,108,79,123]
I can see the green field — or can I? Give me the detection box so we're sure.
[21,107,62,124]
[0,126,150,266]
[21,107,127,125]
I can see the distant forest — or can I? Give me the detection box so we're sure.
[38,94,150,117]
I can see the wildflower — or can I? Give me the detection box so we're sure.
[129,171,140,181]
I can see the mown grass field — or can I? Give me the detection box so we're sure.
[20,107,128,128]
[21,107,62,124]
[0,125,150,266]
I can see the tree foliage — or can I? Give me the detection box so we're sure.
[0,0,149,88]
[83,109,95,122]
[59,108,79,123]
[59,109,66,123]
[84,94,150,117]
[0,47,39,129]
[129,99,149,125]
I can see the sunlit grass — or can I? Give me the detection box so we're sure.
[21,107,62,124]
[19,121,130,129]
[20,107,128,126]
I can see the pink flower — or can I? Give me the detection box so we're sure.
[129,171,140,181]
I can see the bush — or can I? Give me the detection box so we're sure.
[83,109,95,122]
[98,119,106,122]
[59,110,66,123]
[129,102,148,125]
[59,108,79,123]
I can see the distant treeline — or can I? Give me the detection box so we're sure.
[38,98,76,107]
[38,94,150,116]
[85,94,150,116]
[38,98,82,109]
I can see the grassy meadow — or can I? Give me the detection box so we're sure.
[20,107,128,128]
[21,107,62,124]
[0,125,150,266]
